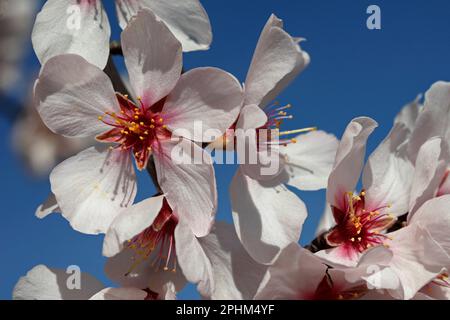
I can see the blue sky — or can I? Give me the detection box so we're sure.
[1,0,450,299]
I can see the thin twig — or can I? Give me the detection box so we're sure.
[110,40,123,56]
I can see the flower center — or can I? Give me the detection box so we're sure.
[126,198,178,274]
[326,191,396,253]
[96,94,170,169]
[303,272,367,300]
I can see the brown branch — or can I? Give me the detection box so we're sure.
[110,41,123,56]
[304,231,332,253]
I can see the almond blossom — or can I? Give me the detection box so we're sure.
[351,138,450,300]
[315,115,450,299]
[103,197,268,300]
[315,117,414,266]
[0,0,37,92]
[34,9,242,236]
[32,0,212,69]
[254,243,384,300]
[13,264,176,300]
[229,14,338,265]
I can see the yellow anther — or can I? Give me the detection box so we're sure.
[350,237,355,242]
[151,118,155,123]
[159,118,163,123]
[144,131,149,135]
[291,138,297,143]
[140,122,144,126]
[147,147,152,151]
[162,125,167,129]
[134,115,139,120]
[150,125,155,129]
[98,116,104,121]
[360,191,366,196]
[137,96,142,100]
[357,237,362,242]
[139,136,144,140]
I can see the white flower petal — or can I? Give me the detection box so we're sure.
[153,138,216,237]
[163,67,243,143]
[236,104,268,131]
[230,169,307,265]
[281,130,339,191]
[13,265,104,300]
[244,14,310,108]
[103,195,165,257]
[198,222,268,300]
[34,54,119,138]
[408,81,450,162]
[116,0,211,52]
[362,123,414,216]
[326,117,378,209]
[35,192,60,219]
[89,287,147,300]
[174,221,214,297]
[408,138,449,219]
[32,0,110,69]
[50,146,137,235]
[409,195,450,256]
[121,9,182,107]
[255,244,327,299]
[105,247,186,294]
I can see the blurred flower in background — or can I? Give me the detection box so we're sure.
[0,0,92,176]
[0,0,36,93]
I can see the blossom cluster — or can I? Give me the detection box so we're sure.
[11,0,450,300]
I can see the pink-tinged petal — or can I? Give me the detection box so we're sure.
[121,8,182,107]
[382,225,450,300]
[408,138,449,220]
[315,203,335,235]
[315,245,361,268]
[244,14,310,108]
[32,0,110,69]
[362,123,414,216]
[230,169,307,265]
[13,265,104,300]
[255,244,328,300]
[35,193,60,219]
[438,170,450,196]
[197,222,268,300]
[236,104,268,130]
[327,117,378,209]
[281,130,339,191]
[153,137,216,237]
[163,67,243,142]
[409,195,450,256]
[103,196,165,257]
[89,287,147,300]
[105,247,186,295]
[408,81,450,162]
[174,221,214,297]
[418,282,450,300]
[50,146,137,235]
[34,54,119,138]
[116,0,212,52]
